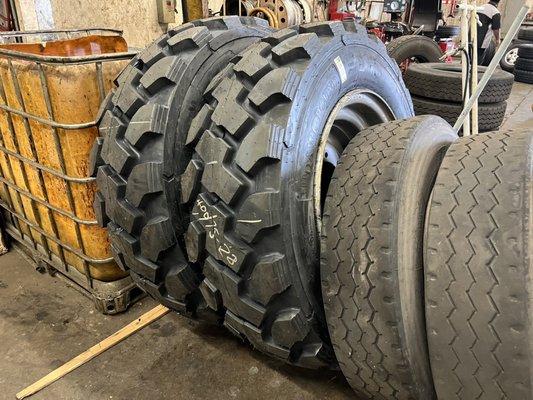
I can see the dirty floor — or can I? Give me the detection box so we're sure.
[0,82,531,400]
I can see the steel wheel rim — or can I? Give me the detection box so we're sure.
[505,48,518,64]
[314,89,396,217]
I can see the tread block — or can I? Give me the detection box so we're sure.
[114,84,145,118]
[271,308,309,347]
[235,191,281,242]
[185,220,206,263]
[233,42,272,82]
[125,162,163,207]
[108,227,161,282]
[271,33,320,64]
[99,110,126,148]
[138,35,169,68]
[204,63,234,102]
[248,67,300,112]
[185,104,213,146]
[204,257,265,326]
[165,263,199,299]
[192,194,251,272]
[140,56,189,93]
[93,191,109,227]
[195,131,244,204]
[167,26,211,52]
[262,27,298,46]
[200,15,243,30]
[140,216,176,261]
[104,137,137,175]
[124,103,168,147]
[112,199,143,232]
[180,159,204,204]
[299,21,346,36]
[131,271,188,312]
[298,343,330,368]
[110,242,128,271]
[235,121,285,173]
[248,253,289,305]
[199,278,223,311]
[89,137,104,177]
[211,78,253,137]
[224,311,291,360]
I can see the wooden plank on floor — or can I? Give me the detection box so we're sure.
[16,304,170,399]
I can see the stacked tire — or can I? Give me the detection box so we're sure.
[500,26,533,72]
[92,17,414,369]
[514,43,533,83]
[320,116,532,399]
[404,63,514,132]
[386,35,443,69]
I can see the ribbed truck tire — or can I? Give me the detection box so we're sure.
[386,35,443,65]
[90,16,273,316]
[321,116,457,400]
[412,96,506,132]
[424,130,532,400]
[181,21,413,368]
[405,63,514,103]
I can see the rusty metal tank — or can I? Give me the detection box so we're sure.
[0,29,140,313]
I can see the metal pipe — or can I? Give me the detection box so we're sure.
[460,0,470,136]
[470,0,478,135]
[453,5,529,133]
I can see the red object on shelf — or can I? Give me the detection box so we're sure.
[328,0,356,21]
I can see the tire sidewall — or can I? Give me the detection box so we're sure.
[280,37,413,297]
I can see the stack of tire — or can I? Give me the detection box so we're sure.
[514,43,533,83]
[91,16,532,399]
[501,25,533,72]
[404,62,514,132]
[386,34,443,69]
[321,118,532,400]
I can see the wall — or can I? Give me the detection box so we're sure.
[14,0,185,48]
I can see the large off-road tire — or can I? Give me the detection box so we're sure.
[386,35,443,65]
[91,17,272,315]
[412,96,506,132]
[424,130,532,400]
[321,116,456,400]
[182,21,413,368]
[405,63,514,103]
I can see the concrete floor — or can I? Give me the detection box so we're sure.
[0,82,531,400]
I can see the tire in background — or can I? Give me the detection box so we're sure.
[518,26,533,41]
[386,35,443,66]
[411,96,506,132]
[479,39,495,66]
[435,25,460,39]
[514,68,533,83]
[404,63,514,103]
[182,21,413,368]
[91,17,272,315]
[424,130,532,400]
[500,39,527,72]
[518,43,533,59]
[321,116,457,399]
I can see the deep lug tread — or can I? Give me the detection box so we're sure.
[93,17,273,316]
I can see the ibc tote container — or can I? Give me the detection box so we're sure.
[0,29,142,313]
